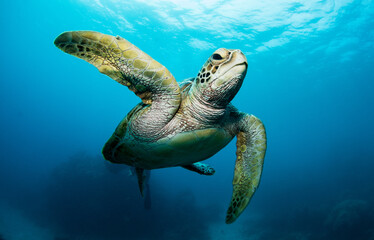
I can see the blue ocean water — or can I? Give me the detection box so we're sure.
[1,0,374,239]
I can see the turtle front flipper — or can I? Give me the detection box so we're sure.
[54,31,181,139]
[182,162,215,175]
[226,114,267,224]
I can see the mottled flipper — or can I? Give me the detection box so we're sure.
[182,162,215,175]
[226,114,266,224]
[54,31,181,138]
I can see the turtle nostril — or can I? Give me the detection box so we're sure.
[212,53,223,60]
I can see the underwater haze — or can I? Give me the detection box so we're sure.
[1,0,374,239]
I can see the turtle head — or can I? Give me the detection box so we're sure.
[192,48,247,108]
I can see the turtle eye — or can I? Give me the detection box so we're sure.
[212,53,223,60]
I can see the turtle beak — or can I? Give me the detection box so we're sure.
[54,32,72,46]
[232,49,247,67]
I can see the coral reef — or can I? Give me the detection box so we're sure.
[44,153,217,240]
[325,199,374,239]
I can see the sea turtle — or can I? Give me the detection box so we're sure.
[54,31,267,224]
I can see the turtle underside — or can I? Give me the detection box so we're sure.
[103,89,235,169]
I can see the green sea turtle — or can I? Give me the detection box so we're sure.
[54,31,267,224]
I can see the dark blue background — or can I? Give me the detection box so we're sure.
[1,0,373,239]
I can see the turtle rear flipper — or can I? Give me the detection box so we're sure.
[54,31,181,138]
[143,171,152,210]
[182,162,215,175]
[133,168,152,208]
[135,167,147,197]
[226,114,266,224]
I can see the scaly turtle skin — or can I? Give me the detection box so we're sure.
[54,31,267,224]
